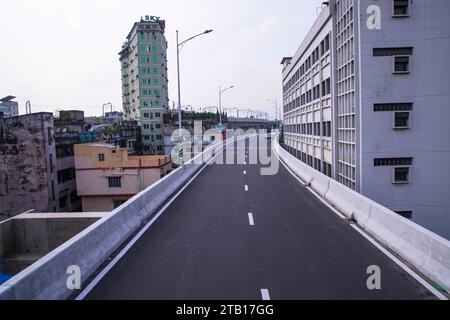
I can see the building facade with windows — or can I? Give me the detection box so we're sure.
[54,111,85,212]
[74,143,172,212]
[119,16,169,155]
[281,6,333,178]
[282,0,450,237]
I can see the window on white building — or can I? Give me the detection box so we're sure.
[393,0,409,17]
[393,111,410,129]
[393,167,410,184]
[393,56,410,73]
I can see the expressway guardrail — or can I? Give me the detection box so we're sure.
[273,136,450,293]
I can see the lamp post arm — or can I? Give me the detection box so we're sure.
[178,30,213,49]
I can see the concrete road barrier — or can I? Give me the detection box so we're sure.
[274,141,315,185]
[274,136,450,292]
[364,202,450,292]
[324,179,371,227]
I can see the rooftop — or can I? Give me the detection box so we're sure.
[280,57,292,65]
[281,3,331,78]
[0,96,17,102]
[79,143,170,161]
[84,143,116,148]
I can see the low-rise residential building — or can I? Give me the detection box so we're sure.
[54,111,86,212]
[58,110,85,123]
[0,111,99,220]
[0,113,58,220]
[84,115,140,152]
[115,120,140,151]
[74,143,172,212]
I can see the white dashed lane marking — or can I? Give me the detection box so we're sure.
[261,289,271,300]
[248,213,255,226]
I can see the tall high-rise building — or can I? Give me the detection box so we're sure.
[281,0,450,237]
[119,16,169,155]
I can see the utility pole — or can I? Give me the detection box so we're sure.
[267,99,279,129]
[218,85,235,125]
[176,29,213,164]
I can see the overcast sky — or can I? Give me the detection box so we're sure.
[0,0,325,118]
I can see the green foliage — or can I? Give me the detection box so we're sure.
[165,111,228,121]
[107,125,121,135]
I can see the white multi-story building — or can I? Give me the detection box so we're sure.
[282,0,450,238]
[119,16,169,155]
[281,6,333,178]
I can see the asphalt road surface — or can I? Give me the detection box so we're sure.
[84,137,436,300]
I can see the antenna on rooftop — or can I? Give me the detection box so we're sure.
[316,1,330,15]
[25,100,32,114]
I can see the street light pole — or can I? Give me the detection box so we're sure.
[176,29,213,163]
[176,31,182,140]
[218,86,221,124]
[267,99,279,128]
[218,85,234,125]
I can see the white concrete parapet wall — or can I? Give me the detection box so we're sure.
[274,136,450,292]
[0,135,249,300]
